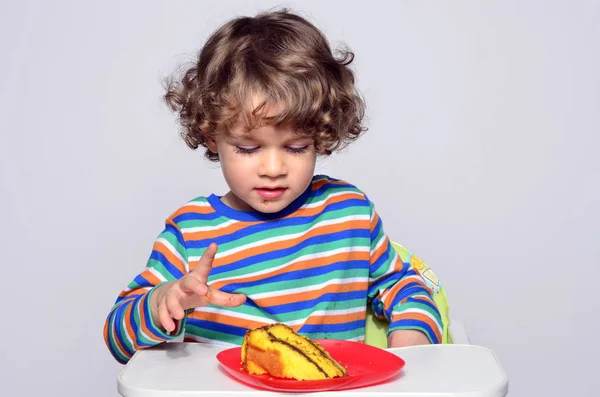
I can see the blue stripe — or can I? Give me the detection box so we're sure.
[310,181,359,200]
[208,229,370,276]
[246,290,367,315]
[368,270,405,296]
[108,310,130,363]
[113,304,134,357]
[161,224,187,250]
[185,199,370,249]
[369,226,391,276]
[187,318,248,337]
[172,211,221,224]
[149,250,185,279]
[220,260,368,293]
[300,320,364,334]
[127,297,155,348]
[391,319,439,343]
[133,274,153,289]
[405,295,439,314]
[371,216,383,241]
[141,294,169,340]
[386,284,432,319]
[370,297,385,318]
[114,295,139,306]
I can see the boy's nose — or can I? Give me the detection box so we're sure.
[258,150,288,177]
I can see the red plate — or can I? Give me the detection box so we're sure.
[216,339,405,392]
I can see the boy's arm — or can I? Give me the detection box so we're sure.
[366,201,443,346]
[103,221,189,364]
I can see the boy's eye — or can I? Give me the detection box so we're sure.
[235,146,259,155]
[286,145,309,154]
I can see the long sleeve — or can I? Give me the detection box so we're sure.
[366,201,443,344]
[103,220,189,364]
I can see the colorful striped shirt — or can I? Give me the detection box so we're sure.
[104,175,442,364]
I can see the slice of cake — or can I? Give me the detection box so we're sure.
[241,323,346,381]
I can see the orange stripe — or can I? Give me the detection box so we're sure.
[411,295,435,304]
[138,293,162,342]
[118,289,144,299]
[103,316,111,352]
[153,241,187,275]
[190,309,366,330]
[204,220,367,268]
[184,192,366,239]
[384,278,429,305]
[370,211,380,233]
[371,237,392,267]
[140,270,163,286]
[183,192,366,240]
[391,312,442,342]
[210,250,368,290]
[123,302,138,350]
[303,310,366,325]
[255,281,368,307]
[109,305,132,359]
[311,178,351,190]
[166,218,179,230]
[379,276,422,307]
[170,204,216,220]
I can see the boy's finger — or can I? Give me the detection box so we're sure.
[205,289,247,307]
[190,243,218,282]
[166,292,184,320]
[180,275,209,296]
[159,301,174,332]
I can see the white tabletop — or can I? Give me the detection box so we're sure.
[117,343,508,397]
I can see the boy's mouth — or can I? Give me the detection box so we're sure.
[255,187,287,199]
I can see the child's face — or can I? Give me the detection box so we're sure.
[208,121,317,214]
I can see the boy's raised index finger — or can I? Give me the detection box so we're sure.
[190,242,218,281]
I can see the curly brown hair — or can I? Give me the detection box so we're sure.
[164,8,367,161]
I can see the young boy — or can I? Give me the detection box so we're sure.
[104,9,442,364]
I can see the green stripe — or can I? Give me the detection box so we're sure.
[186,324,244,345]
[301,328,364,341]
[208,237,369,281]
[145,258,178,280]
[133,297,157,345]
[159,231,188,258]
[234,298,367,322]
[178,215,232,229]
[188,208,369,259]
[108,310,130,363]
[241,270,367,295]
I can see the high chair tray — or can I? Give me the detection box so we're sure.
[117,343,508,397]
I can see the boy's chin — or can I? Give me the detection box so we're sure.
[251,200,290,214]
[247,193,300,213]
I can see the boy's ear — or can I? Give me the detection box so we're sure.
[205,137,218,154]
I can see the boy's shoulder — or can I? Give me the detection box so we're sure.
[309,174,370,203]
[164,195,216,227]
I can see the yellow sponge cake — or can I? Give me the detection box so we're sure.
[241,323,346,381]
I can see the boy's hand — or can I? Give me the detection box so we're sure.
[150,243,247,332]
[387,329,431,348]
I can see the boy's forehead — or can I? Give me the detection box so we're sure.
[223,120,315,143]
[225,124,300,139]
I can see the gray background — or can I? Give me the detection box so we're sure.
[1,0,598,396]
